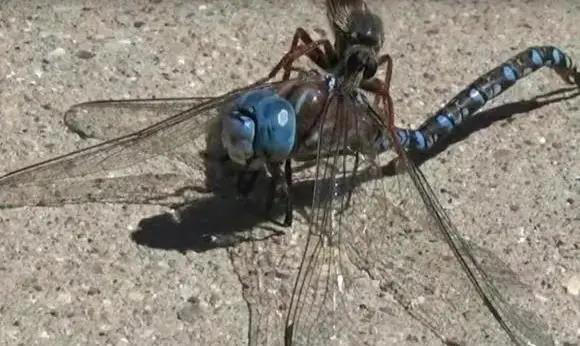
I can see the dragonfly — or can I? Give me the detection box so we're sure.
[0,0,579,345]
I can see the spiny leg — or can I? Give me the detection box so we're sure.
[250,38,334,88]
[361,54,396,128]
[360,53,394,105]
[377,46,580,153]
[280,27,338,80]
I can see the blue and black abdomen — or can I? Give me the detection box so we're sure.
[391,46,579,152]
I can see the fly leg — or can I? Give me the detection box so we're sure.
[277,28,338,80]
[266,160,293,227]
[360,53,393,105]
[250,32,335,86]
[359,54,396,128]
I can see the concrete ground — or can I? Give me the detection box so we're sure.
[0,0,578,345]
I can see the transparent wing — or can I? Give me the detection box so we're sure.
[64,97,217,181]
[228,229,296,346]
[64,97,214,140]
[0,80,287,208]
[284,93,554,345]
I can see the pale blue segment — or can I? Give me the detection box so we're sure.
[413,131,427,151]
[531,49,543,66]
[469,88,485,105]
[502,65,517,81]
[397,129,410,149]
[436,114,454,133]
[552,48,562,65]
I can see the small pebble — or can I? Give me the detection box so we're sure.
[48,47,66,58]
[564,273,580,296]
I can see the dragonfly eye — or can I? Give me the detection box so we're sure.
[222,113,256,166]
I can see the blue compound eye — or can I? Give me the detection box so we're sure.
[221,114,256,166]
[226,89,297,164]
[253,96,296,162]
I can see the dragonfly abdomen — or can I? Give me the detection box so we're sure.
[376,46,579,153]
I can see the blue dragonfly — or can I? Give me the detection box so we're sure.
[0,0,578,345]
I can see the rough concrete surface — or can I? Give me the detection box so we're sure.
[0,0,579,345]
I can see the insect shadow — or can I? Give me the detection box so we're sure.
[130,172,318,253]
[131,87,579,253]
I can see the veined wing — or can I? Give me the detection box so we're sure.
[284,91,554,345]
[64,97,217,180]
[326,0,367,34]
[64,97,214,140]
[0,79,289,208]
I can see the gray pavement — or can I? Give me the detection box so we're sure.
[0,1,578,345]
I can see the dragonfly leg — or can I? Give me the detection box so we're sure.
[266,161,293,227]
[283,159,293,226]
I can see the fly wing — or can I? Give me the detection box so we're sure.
[284,92,554,345]
[326,0,367,34]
